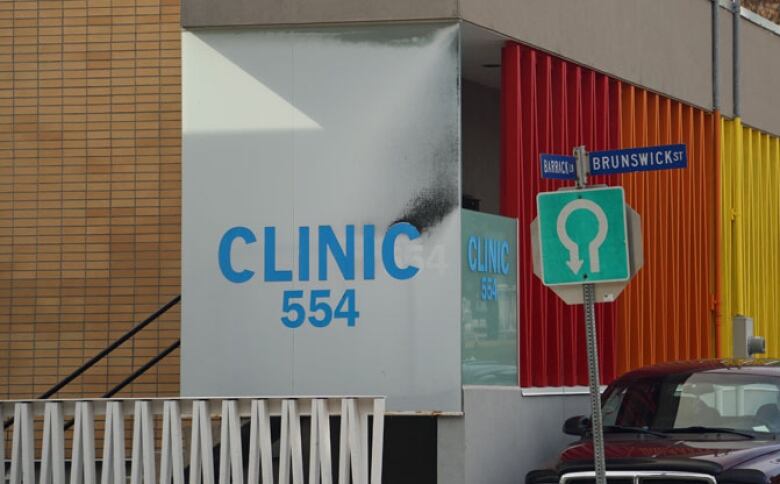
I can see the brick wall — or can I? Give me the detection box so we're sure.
[0,0,181,399]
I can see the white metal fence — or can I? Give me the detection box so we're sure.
[1,397,385,484]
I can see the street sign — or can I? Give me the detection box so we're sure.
[589,144,687,176]
[531,203,643,304]
[533,144,665,484]
[536,187,630,286]
[540,153,577,180]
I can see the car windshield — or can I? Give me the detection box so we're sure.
[602,370,780,435]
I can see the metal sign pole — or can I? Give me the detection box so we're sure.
[583,282,606,484]
[574,146,607,484]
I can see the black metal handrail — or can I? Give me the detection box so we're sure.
[102,339,181,399]
[38,294,181,400]
[3,294,181,430]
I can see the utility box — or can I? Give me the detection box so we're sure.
[733,315,766,358]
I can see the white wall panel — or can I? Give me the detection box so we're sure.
[182,23,462,412]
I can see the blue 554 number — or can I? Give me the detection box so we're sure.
[281,289,360,328]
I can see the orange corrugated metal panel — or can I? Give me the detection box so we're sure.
[615,85,717,375]
[501,42,717,386]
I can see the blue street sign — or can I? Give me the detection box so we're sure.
[589,144,687,176]
[541,153,577,180]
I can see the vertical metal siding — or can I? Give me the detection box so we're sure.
[615,86,717,374]
[500,43,619,387]
[721,119,780,357]
[501,42,717,387]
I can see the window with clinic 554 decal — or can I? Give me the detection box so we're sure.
[217,223,423,329]
[181,23,462,412]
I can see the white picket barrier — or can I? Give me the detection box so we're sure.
[1,397,385,484]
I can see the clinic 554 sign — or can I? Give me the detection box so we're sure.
[217,222,423,329]
[465,235,510,301]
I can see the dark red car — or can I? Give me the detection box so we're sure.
[527,359,780,484]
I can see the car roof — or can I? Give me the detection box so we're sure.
[613,358,780,383]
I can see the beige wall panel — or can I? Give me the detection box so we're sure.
[0,0,182,401]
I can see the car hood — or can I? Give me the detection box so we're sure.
[558,435,780,472]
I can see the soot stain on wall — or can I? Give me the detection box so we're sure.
[392,184,458,233]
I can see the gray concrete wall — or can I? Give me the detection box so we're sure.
[181,0,457,28]
[719,5,735,120]
[459,0,780,135]
[438,387,590,484]
[462,80,501,215]
[462,0,714,110]
[182,0,780,137]
[740,14,780,135]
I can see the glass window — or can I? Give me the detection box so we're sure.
[602,376,662,428]
[461,210,518,386]
[602,371,780,435]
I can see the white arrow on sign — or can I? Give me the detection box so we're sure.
[555,199,608,274]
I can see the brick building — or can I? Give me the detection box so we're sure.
[0,0,181,400]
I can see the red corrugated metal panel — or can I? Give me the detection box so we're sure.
[500,43,620,387]
[500,42,717,387]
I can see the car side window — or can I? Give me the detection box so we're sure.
[605,372,780,434]
[605,380,660,428]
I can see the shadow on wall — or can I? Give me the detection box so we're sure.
[185,24,462,231]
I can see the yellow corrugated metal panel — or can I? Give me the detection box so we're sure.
[721,118,780,356]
